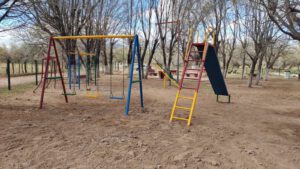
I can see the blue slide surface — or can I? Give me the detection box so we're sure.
[196,44,229,96]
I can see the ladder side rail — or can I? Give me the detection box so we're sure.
[39,38,53,108]
[52,39,68,103]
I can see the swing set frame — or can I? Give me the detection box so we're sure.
[39,34,144,116]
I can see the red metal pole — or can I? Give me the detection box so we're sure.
[39,38,53,108]
[178,42,192,90]
[52,39,68,103]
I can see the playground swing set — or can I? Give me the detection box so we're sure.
[33,57,59,93]
[109,40,126,100]
[64,51,101,98]
[39,34,144,116]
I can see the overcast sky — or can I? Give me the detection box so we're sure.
[0,30,19,48]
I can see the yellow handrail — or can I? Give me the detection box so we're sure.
[155,64,179,88]
[53,35,134,40]
[184,28,194,61]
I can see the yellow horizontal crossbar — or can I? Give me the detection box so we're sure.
[175,106,191,110]
[172,117,188,121]
[53,35,135,40]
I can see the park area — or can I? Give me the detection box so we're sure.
[1,0,300,169]
[0,75,299,168]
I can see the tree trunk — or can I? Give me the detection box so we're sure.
[18,62,21,74]
[248,59,257,88]
[12,62,15,74]
[222,51,226,77]
[145,39,159,79]
[264,67,270,81]
[24,61,27,73]
[255,56,264,85]
[109,42,115,75]
[141,40,149,78]
[241,54,246,79]
[102,43,109,74]
[86,56,91,82]
[127,39,133,76]
[31,62,33,73]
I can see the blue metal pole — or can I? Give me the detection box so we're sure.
[136,36,144,110]
[77,53,80,89]
[125,35,137,116]
[68,55,71,89]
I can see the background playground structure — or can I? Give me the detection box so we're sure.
[38,34,144,116]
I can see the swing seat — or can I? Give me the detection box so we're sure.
[85,91,100,98]
[110,96,125,100]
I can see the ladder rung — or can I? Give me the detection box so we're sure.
[190,51,203,53]
[175,106,191,110]
[178,96,194,100]
[184,77,198,80]
[187,59,201,62]
[186,68,201,71]
[46,76,62,79]
[182,86,196,90]
[172,117,188,121]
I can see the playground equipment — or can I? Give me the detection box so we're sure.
[39,35,144,116]
[110,39,126,100]
[65,51,100,98]
[84,53,101,99]
[33,57,59,93]
[169,29,230,125]
[154,59,179,88]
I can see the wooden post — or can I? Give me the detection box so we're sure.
[35,60,38,85]
[6,59,11,90]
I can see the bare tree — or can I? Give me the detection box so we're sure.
[26,0,98,84]
[138,0,155,78]
[0,0,29,31]
[260,0,300,41]
[0,0,18,23]
[154,0,189,71]
[239,0,274,87]
[217,0,239,78]
[264,38,289,80]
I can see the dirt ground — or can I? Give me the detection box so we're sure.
[0,76,299,169]
[0,75,39,88]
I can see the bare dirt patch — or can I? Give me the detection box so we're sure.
[0,77,299,169]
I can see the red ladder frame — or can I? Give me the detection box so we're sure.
[39,37,68,108]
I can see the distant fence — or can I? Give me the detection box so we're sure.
[0,59,41,90]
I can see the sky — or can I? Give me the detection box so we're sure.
[0,30,17,48]
[0,29,23,49]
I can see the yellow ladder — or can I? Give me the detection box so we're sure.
[170,90,198,125]
[169,42,210,126]
[169,29,215,126]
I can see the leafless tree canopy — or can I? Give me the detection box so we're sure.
[0,0,299,86]
[261,0,300,40]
